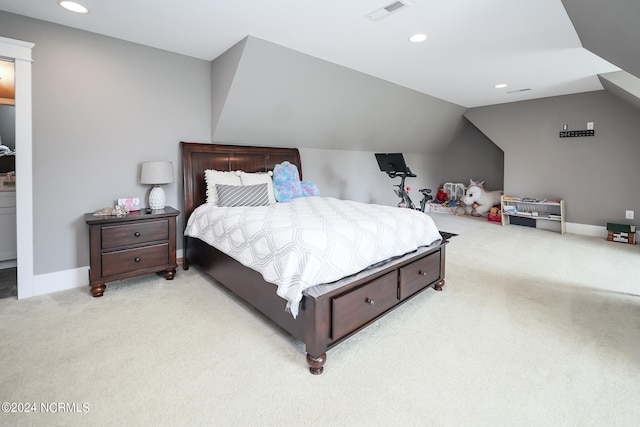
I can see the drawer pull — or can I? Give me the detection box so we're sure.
[134,257,141,263]
[418,270,427,276]
[365,298,375,305]
[134,232,141,237]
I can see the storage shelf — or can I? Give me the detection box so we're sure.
[501,196,565,234]
[501,198,561,206]
[503,213,562,221]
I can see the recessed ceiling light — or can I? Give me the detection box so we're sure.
[494,83,508,89]
[409,34,428,43]
[58,1,89,14]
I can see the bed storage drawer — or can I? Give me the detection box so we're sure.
[331,271,398,339]
[399,251,440,300]
[101,220,169,249]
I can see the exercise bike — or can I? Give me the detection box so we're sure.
[375,153,433,212]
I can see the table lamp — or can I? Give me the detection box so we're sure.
[140,161,174,210]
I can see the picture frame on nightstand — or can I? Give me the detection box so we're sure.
[117,197,141,212]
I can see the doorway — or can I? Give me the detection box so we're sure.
[0,35,34,299]
[0,58,17,298]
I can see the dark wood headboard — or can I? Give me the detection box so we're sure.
[180,142,302,223]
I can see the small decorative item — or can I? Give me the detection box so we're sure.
[3,171,15,187]
[435,186,449,204]
[487,207,502,222]
[503,205,517,214]
[117,197,141,212]
[93,205,127,216]
[140,161,174,210]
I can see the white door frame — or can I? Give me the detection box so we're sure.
[0,36,34,298]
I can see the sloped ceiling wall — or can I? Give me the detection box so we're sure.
[598,71,640,110]
[210,37,247,137]
[562,0,640,110]
[562,0,640,78]
[210,36,467,153]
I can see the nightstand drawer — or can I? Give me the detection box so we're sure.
[102,243,169,277]
[101,219,169,248]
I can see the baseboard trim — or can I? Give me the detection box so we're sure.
[0,259,17,269]
[31,249,184,297]
[566,222,606,237]
[33,266,88,297]
[558,222,637,242]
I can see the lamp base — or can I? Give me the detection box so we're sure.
[148,186,166,210]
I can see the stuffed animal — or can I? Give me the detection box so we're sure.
[273,161,320,203]
[487,207,502,223]
[93,205,127,216]
[460,179,503,216]
[435,186,449,204]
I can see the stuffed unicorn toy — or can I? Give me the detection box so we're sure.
[460,179,503,216]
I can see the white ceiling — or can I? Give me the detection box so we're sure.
[0,0,621,108]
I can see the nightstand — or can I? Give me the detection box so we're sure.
[84,206,180,297]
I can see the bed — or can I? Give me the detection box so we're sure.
[181,142,447,374]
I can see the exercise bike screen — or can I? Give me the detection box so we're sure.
[375,153,408,174]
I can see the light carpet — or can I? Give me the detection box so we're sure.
[1,213,639,427]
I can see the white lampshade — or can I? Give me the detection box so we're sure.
[141,161,174,210]
[140,161,174,185]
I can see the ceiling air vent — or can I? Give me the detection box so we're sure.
[367,1,410,21]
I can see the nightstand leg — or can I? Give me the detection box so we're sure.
[163,269,176,280]
[91,283,106,297]
[434,279,445,291]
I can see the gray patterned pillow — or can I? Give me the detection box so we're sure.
[215,183,270,207]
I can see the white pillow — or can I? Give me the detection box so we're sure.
[238,171,276,205]
[204,169,241,205]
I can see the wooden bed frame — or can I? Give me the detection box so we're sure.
[181,142,447,374]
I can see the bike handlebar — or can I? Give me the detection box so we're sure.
[387,170,416,178]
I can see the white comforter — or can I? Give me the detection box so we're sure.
[184,197,441,318]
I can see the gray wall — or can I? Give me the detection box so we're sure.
[465,90,640,226]
[0,11,212,274]
[300,148,443,207]
[211,38,246,138]
[209,36,470,209]
[212,36,467,153]
[441,118,504,191]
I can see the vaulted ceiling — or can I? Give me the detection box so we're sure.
[1,1,638,108]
